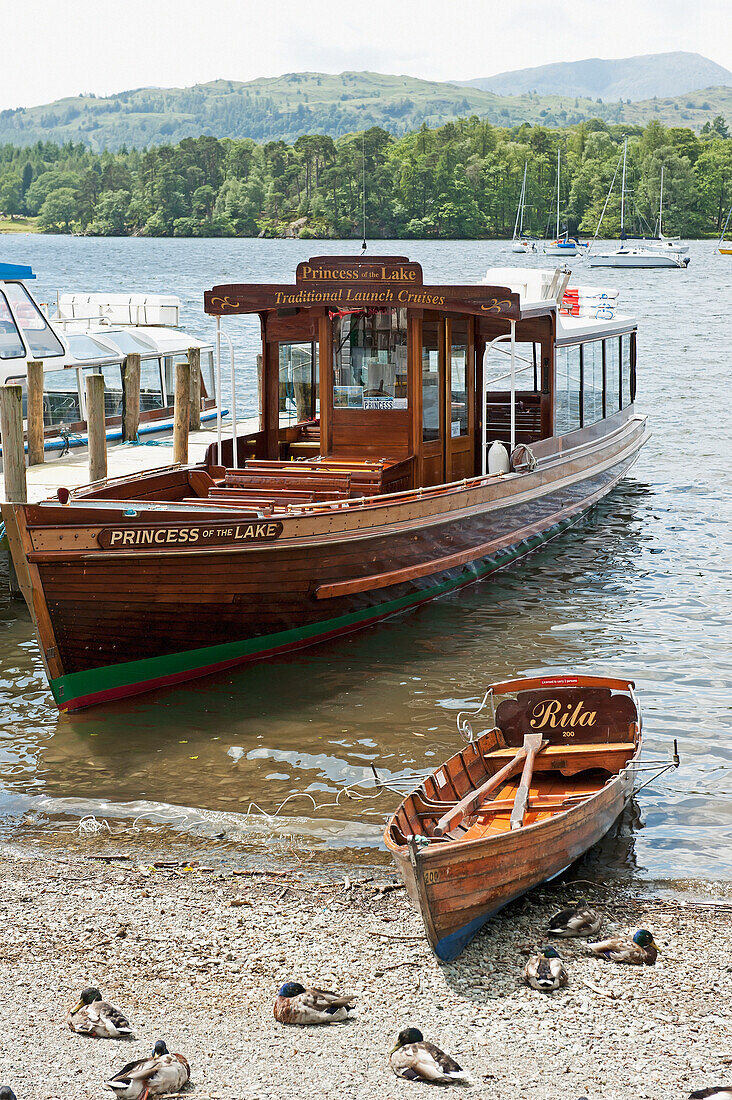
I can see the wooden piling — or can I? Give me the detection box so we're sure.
[122,352,141,442]
[174,360,191,465]
[26,361,45,466]
[86,373,107,482]
[188,346,201,431]
[0,384,27,503]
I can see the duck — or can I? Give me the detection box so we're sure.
[588,928,658,965]
[389,1028,469,1084]
[106,1040,190,1099]
[0,1088,16,1100]
[273,981,356,1025]
[689,1090,732,1099]
[547,904,603,938]
[524,946,568,991]
[67,987,135,1038]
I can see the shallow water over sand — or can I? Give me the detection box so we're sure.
[0,236,730,879]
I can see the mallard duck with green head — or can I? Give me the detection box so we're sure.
[588,928,658,965]
[524,947,568,991]
[547,904,602,938]
[67,987,135,1038]
[389,1028,469,1084]
[273,981,356,1025]
[106,1040,190,1099]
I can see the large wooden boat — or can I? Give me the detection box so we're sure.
[3,255,648,711]
[384,674,642,960]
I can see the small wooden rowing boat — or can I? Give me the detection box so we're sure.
[384,674,642,960]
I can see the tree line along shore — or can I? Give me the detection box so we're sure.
[0,114,729,240]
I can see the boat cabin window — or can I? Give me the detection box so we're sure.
[3,282,63,358]
[450,319,469,438]
[0,291,26,360]
[422,320,441,441]
[84,364,124,417]
[605,338,620,416]
[279,341,318,424]
[333,308,408,410]
[582,340,604,426]
[484,340,544,446]
[621,336,632,409]
[201,350,215,399]
[41,368,82,425]
[555,346,582,434]
[140,358,165,411]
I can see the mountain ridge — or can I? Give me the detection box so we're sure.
[0,62,730,151]
[459,51,732,100]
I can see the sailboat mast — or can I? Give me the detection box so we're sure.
[556,148,560,239]
[513,162,527,240]
[659,164,664,238]
[620,138,627,239]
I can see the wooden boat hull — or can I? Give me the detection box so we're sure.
[384,674,642,959]
[7,413,648,711]
[390,768,635,960]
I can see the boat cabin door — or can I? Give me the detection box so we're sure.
[421,316,475,486]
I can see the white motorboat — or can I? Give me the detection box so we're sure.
[0,262,220,456]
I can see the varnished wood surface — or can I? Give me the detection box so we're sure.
[385,677,641,955]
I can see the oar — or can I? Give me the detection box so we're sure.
[509,734,547,830]
[433,745,528,837]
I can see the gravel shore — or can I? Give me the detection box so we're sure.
[0,853,729,1099]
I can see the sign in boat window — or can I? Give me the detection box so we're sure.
[333,309,408,411]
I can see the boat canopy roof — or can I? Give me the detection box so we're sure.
[0,263,35,281]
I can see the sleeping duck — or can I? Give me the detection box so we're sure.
[389,1028,469,1084]
[524,947,568,991]
[547,904,603,938]
[273,981,356,1025]
[67,987,134,1038]
[106,1040,190,1099]
[588,928,658,965]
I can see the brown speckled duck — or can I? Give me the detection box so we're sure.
[547,904,603,938]
[588,928,659,965]
[106,1040,190,1099]
[67,987,135,1038]
[524,947,569,991]
[389,1028,469,1084]
[273,981,356,1025]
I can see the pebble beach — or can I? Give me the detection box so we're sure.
[0,853,729,1099]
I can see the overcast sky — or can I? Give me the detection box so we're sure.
[1,0,730,110]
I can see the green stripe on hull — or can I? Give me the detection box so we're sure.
[50,515,576,707]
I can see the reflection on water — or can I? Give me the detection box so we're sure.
[0,238,730,881]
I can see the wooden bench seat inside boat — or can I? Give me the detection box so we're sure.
[483,741,636,776]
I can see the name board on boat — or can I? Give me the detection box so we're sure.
[97,521,283,550]
[495,687,635,746]
[295,258,424,286]
[206,285,520,319]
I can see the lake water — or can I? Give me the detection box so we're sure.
[0,235,730,882]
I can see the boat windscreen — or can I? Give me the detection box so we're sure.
[100,330,157,354]
[4,282,64,358]
[0,291,26,359]
[66,333,121,361]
